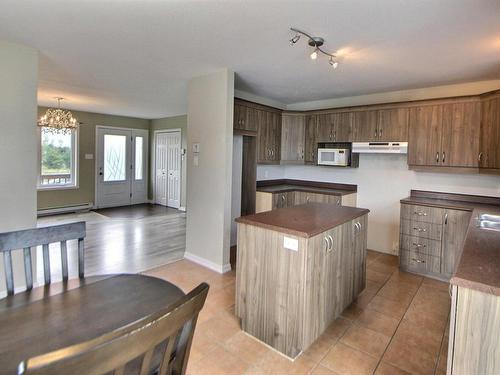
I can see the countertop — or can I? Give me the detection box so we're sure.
[235,202,369,238]
[256,179,357,196]
[401,191,500,296]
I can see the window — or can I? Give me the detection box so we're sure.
[103,134,127,181]
[135,136,143,180]
[38,128,78,189]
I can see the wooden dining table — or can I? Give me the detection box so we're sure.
[0,274,185,374]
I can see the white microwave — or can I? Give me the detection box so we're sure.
[317,148,350,166]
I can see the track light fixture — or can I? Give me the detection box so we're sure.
[289,27,339,69]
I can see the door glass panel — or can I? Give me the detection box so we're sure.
[135,136,143,180]
[104,134,126,181]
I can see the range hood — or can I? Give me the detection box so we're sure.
[352,142,408,154]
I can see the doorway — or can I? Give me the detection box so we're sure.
[154,130,181,209]
[95,126,148,208]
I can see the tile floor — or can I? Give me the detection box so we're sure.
[143,250,450,375]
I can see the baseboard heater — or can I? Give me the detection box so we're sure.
[37,202,94,217]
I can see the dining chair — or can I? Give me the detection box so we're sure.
[0,222,86,295]
[18,282,210,375]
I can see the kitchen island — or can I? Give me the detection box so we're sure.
[235,203,369,358]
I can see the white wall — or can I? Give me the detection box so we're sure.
[185,69,234,273]
[230,136,243,247]
[0,41,38,293]
[258,158,500,254]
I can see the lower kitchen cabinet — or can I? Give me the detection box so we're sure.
[399,203,471,280]
[255,191,357,213]
[447,285,500,374]
[271,191,295,209]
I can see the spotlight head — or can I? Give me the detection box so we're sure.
[310,49,318,60]
[329,57,339,69]
[289,34,300,45]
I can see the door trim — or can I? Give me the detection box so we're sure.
[152,129,182,208]
[94,125,149,209]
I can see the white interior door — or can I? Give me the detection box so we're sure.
[155,131,181,209]
[96,127,148,208]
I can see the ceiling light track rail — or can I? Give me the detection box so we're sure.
[289,27,339,68]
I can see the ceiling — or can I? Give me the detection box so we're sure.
[1,0,499,119]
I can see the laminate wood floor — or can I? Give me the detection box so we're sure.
[35,204,186,283]
[144,250,451,375]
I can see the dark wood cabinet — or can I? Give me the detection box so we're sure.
[281,113,305,163]
[377,107,409,141]
[316,114,334,142]
[257,111,281,164]
[234,101,257,132]
[479,92,500,169]
[352,110,378,141]
[304,115,318,164]
[408,100,480,168]
[332,112,353,142]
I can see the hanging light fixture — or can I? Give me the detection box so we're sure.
[289,27,339,69]
[37,97,79,135]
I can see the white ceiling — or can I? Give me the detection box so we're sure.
[1,0,499,119]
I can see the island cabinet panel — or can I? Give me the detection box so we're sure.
[479,92,500,169]
[281,113,305,163]
[304,115,318,164]
[236,214,368,358]
[272,191,295,209]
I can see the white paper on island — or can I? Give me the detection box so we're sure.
[283,236,299,251]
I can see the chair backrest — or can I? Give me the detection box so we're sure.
[18,282,210,375]
[0,222,86,295]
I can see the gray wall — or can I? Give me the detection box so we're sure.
[149,115,187,208]
[185,69,234,272]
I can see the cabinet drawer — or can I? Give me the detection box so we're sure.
[400,250,440,274]
[401,204,445,224]
[400,234,442,257]
[401,219,442,241]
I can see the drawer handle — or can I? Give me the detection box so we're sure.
[411,258,426,264]
[412,243,426,248]
[413,211,427,216]
[413,227,427,232]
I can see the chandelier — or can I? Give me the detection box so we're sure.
[38,97,79,135]
[289,27,339,69]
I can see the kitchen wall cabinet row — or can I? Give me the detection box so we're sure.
[234,89,500,171]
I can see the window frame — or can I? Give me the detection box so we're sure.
[37,127,79,191]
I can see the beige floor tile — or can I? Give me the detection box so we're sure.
[256,350,317,375]
[303,333,338,362]
[376,285,415,305]
[188,344,251,375]
[341,302,364,321]
[383,335,438,375]
[392,320,442,357]
[374,362,411,375]
[403,306,448,335]
[244,365,270,375]
[198,308,241,343]
[223,331,271,365]
[321,342,378,375]
[366,250,381,265]
[375,254,399,266]
[366,269,392,284]
[310,365,340,375]
[367,295,409,320]
[421,277,449,292]
[389,270,423,286]
[323,317,353,339]
[355,309,400,336]
[355,287,378,308]
[368,261,397,275]
[340,324,391,358]
[189,328,219,363]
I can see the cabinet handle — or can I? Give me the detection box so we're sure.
[281,195,285,202]
[379,128,382,138]
[444,213,448,225]
[436,152,439,163]
[412,243,426,248]
[306,196,310,203]
[413,227,427,232]
[336,198,341,206]
[448,284,453,298]
[413,211,427,216]
[411,258,426,264]
[327,235,334,252]
[324,237,329,252]
[374,129,378,138]
[478,152,483,163]
[442,152,445,163]
[334,131,337,141]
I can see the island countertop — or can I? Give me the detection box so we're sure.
[256,179,357,196]
[401,190,500,296]
[235,202,369,238]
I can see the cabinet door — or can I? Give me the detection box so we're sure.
[272,192,287,209]
[244,106,258,132]
[408,105,444,166]
[352,110,378,141]
[281,114,305,162]
[304,115,318,164]
[353,215,367,296]
[442,209,471,277]
[325,194,341,205]
[271,112,282,162]
[377,107,409,141]
[332,112,353,142]
[316,114,334,142]
[339,221,355,312]
[441,101,480,167]
[480,94,500,169]
[234,103,247,130]
[257,110,268,163]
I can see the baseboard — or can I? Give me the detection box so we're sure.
[37,203,94,217]
[184,252,232,274]
[179,206,186,212]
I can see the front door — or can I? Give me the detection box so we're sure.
[154,131,181,209]
[96,127,148,208]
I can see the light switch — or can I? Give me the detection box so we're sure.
[283,236,298,251]
[84,154,94,160]
[192,143,200,153]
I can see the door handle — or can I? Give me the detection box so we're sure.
[478,152,483,163]
[327,235,334,252]
[324,237,329,252]
[442,152,445,163]
[436,152,439,163]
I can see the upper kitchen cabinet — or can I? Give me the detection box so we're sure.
[408,99,480,169]
[257,110,282,164]
[352,110,378,141]
[281,113,305,164]
[316,113,335,142]
[331,112,353,142]
[377,107,409,141]
[304,115,318,164]
[233,100,258,132]
[479,91,500,170]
